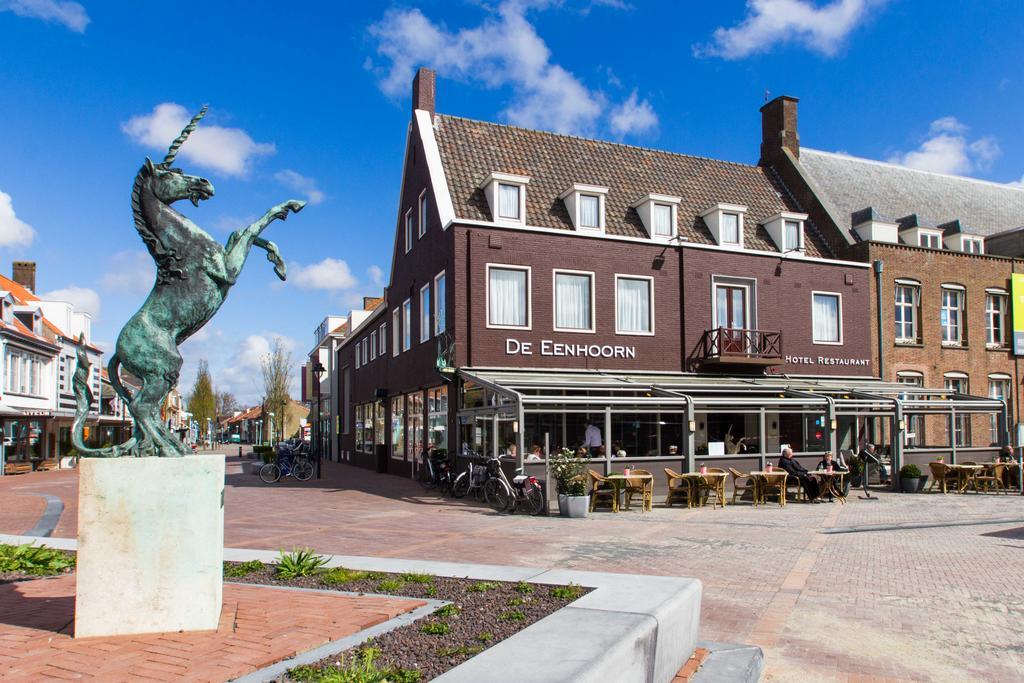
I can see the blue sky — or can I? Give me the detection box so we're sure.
[1,0,1022,404]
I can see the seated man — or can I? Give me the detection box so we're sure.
[778,448,821,502]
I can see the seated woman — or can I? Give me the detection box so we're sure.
[525,444,543,462]
[816,452,848,471]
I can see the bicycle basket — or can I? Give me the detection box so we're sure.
[471,464,487,485]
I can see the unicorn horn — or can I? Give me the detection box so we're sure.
[162,104,208,167]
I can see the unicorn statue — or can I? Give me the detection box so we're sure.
[72,106,305,457]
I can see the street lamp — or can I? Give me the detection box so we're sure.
[312,361,326,479]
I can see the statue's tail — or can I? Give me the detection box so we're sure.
[72,335,136,458]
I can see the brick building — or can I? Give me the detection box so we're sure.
[323,69,998,486]
[760,96,1024,463]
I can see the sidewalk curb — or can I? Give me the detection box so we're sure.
[1,535,703,683]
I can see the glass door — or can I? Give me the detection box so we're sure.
[715,283,749,353]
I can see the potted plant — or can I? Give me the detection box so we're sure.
[899,463,923,493]
[550,448,589,518]
[847,454,864,488]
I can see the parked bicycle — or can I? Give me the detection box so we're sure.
[260,439,314,483]
[481,456,545,515]
[418,449,455,496]
[451,456,490,500]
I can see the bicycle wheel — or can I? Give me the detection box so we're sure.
[293,460,314,481]
[259,463,281,484]
[522,484,546,516]
[483,478,512,512]
[452,472,470,498]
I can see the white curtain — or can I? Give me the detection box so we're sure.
[489,268,527,326]
[579,195,599,228]
[499,184,519,219]
[784,221,801,250]
[556,274,591,329]
[617,278,650,332]
[721,213,739,243]
[652,204,672,236]
[813,294,839,342]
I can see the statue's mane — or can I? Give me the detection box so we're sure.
[132,164,186,285]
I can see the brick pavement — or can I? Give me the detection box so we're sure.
[0,574,424,682]
[3,455,1023,681]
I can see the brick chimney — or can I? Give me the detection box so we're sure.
[760,95,800,162]
[12,261,36,293]
[412,67,436,116]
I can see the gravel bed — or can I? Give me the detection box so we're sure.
[226,561,588,681]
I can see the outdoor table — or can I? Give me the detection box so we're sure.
[946,464,984,493]
[604,473,654,512]
[807,469,848,504]
[750,471,788,506]
[675,473,704,509]
[696,471,728,508]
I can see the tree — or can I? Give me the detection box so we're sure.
[261,338,294,442]
[215,391,239,418]
[186,359,216,438]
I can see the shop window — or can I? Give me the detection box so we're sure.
[374,400,385,450]
[391,396,405,460]
[615,276,653,334]
[812,292,842,344]
[487,265,530,329]
[428,386,448,452]
[406,392,424,459]
[554,270,594,332]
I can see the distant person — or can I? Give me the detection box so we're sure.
[778,448,820,502]
[859,443,887,484]
[526,445,543,462]
[816,452,847,472]
[584,419,602,457]
[667,445,679,457]
[999,445,1015,463]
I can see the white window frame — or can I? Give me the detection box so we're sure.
[480,172,530,226]
[552,269,596,334]
[392,308,400,357]
[783,220,803,252]
[632,193,681,242]
[964,237,984,254]
[418,190,428,238]
[354,340,361,369]
[940,285,965,346]
[919,232,941,249]
[614,274,655,336]
[370,330,377,360]
[989,374,1011,443]
[485,263,532,331]
[762,212,808,254]
[944,372,970,446]
[985,290,1007,348]
[811,291,843,345]
[404,209,413,253]
[420,283,431,343]
[710,275,757,332]
[402,298,412,351]
[379,323,387,356]
[894,280,920,344]
[498,183,522,221]
[434,271,446,335]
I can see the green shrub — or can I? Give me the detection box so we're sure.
[900,463,922,478]
[275,548,329,579]
[288,647,420,683]
[466,581,497,593]
[498,610,525,622]
[223,560,263,578]
[514,581,534,594]
[420,620,452,635]
[550,583,583,601]
[321,567,369,586]
[507,596,526,606]
[476,632,493,643]
[424,585,437,597]
[399,572,434,584]
[376,579,405,593]
[433,604,461,618]
[0,544,75,575]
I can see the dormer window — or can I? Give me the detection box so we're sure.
[480,172,530,225]
[632,193,681,241]
[919,232,941,249]
[701,203,748,248]
[763,212,808,254]
[963,237,984,254]
[559,184,608,232]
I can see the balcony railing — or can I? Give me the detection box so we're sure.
[692,327,783,368]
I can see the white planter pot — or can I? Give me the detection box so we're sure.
[560,494,589,518]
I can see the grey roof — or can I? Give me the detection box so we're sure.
[798,148,1024,239]
[433,114,831,257]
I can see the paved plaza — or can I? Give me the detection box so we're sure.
[2,455,1023,682]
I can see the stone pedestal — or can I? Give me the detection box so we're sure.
[75,454,225,638]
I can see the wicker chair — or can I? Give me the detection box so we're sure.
[623,469,654,511]
[760,472,787,507]
[728,467,757,505]
[785,474,808,502]
[927,462,958,493]
[974,463,1006,494]
[663,468,694,508]
[588,470,617,512]
[699,468,728,508]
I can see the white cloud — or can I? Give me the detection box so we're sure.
[100,250,155,295]
[122,103,275,177]
[0,189,36,248]
[609,90,659,137]
[887,117,1001,176]
[289,258,358,291]
[0,0,89,33]
[367,2,652,137]
[696,0,885,60]
[274,169,325,205]
[179,330,301,405]
[40,285,101,320]
[367,265,385,287]
[1009,176,1024,189]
